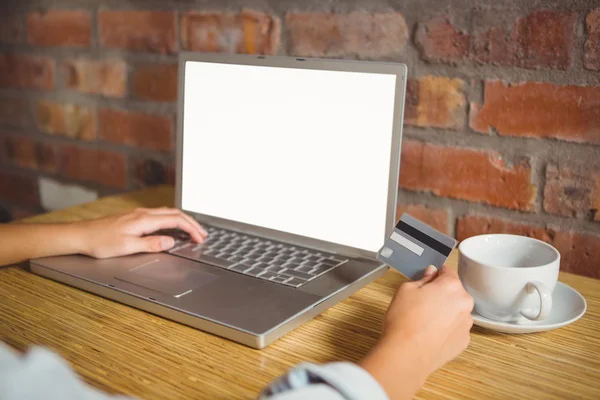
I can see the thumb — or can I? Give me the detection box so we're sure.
[416,265,438,287]
[124,235,175,255]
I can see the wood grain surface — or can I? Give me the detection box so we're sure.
[0,186,598,399]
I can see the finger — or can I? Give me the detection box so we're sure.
[138,208,207,237]
[424,265,438,277]
[134,214,205,243]
[437,265,458,277]
[124,235,176,255]
[134,208,207,238]
[157,207,208,238]
[433,265,460,285]
[414,265,438,288]
[433,271,471,307]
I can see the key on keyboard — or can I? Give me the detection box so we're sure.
[166,225,348,288]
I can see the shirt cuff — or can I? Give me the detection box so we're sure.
[260,362,389,400]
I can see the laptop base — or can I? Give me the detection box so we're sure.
[29,260,387,348]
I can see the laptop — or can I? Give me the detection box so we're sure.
[30,53,408,349]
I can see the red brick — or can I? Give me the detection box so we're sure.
[544,164,600,222]
[569,232,600,278]
[99,10,176,53]
[59,145,127,189]
[0,14,25,44]
[0,133,57,172]
[418,10,575,70]
[404,76,466,129]
[99,109,172,151]
[415,16,470,64]
[472,9,576,70]
[182,9,280,54]
[456,215,600,278]
[132,63,177,102]
[0,170,39,207]
[470,81,600,145]
[131,157,175,188]
[0,96,29,128]
[286,11,408,58]
[0,53,54,90]
[27,10,91,47]
[396,204,449,234]
[457,215,563,246]
[501,9,575,69]
[516,10,577,69]
[63,58,126,98]
[35,100,95,140]
[398,141,424,190]
[400,141,536,211]
[585,9,600,71]
[471,26,513,66]
[595,175,600,222]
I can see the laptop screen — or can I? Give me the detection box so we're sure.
[181,61,397,253]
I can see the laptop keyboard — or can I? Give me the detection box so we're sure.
[164,226,348,288]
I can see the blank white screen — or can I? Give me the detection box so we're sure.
[182,61,397,253]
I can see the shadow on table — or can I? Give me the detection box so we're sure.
[0,261,29,271]
[471,325,510,337]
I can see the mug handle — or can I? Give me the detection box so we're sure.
[520,281,553,321]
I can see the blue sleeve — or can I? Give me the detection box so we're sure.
[0,344,388,400]
[259,362,389,400]
[0,344,132,400]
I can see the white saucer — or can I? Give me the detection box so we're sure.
[472,282,587,334]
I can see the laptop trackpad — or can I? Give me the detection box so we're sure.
[114,259,218,297]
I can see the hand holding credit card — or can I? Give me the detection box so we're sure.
[377,213,457,280]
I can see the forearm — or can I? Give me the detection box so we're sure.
[360,334,428,400]
[0,223,86,267]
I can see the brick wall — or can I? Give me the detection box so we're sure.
[0,1,599,277]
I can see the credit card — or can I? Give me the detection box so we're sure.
[377,213,457,280]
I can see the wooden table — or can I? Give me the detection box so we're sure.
[0,186,598,399]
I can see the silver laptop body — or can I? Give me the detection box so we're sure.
[30,53,407,349]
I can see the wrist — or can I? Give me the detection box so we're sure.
[360,332,429,400]
[60,221,91,256]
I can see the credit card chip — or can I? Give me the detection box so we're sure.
[380,246,393,258]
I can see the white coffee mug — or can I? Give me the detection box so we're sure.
[458,234,560,322]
